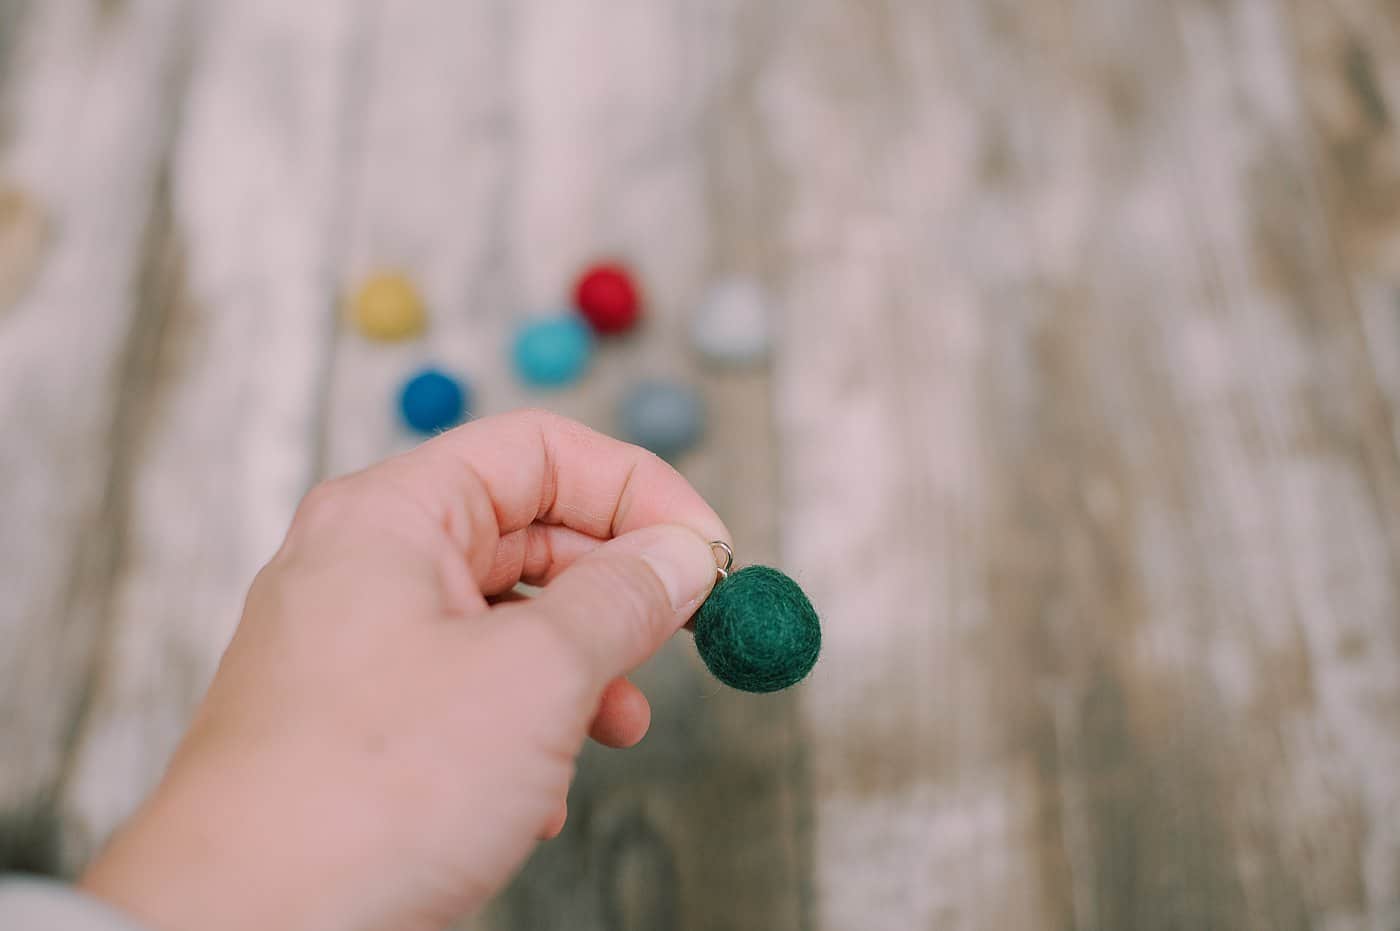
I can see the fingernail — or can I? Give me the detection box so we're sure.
[633,525,718,611]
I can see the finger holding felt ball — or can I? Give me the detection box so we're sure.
[694,553,821,693]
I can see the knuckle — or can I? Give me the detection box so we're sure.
[516,406,558,424]
[516,407,566,433]
[293,479,354,528]
[286,477,378,551]
[520,406,591,440]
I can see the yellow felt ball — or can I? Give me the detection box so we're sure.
[350,273,426,341]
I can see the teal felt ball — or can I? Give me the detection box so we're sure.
[513,315,594,388]
[694,566,820,693]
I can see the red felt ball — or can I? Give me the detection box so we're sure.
[574,263,641,334]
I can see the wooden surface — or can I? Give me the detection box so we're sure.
[2,1,1398,928]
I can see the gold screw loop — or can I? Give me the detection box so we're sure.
[710,540,735,581]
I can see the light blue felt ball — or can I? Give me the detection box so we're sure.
[512,315,594,388]
[399,368,469,435]
[618,379,706,459]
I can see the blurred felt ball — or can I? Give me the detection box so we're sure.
[350,272,426,341]
[618,379,705,459]
[399,368,468,435]
[691,276,772,368]
[0,183,49,313]
[513,315,594,388]
[574,263,641,334]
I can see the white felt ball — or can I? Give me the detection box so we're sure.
[690,277,772,368]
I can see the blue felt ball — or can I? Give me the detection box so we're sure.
[513,315,594,388]
[618,379,705,459]
[399,368,469,435]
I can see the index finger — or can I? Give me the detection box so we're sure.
[394,409,731,582]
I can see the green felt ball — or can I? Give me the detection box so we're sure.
[694,566,821,693]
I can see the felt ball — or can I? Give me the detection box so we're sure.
[399,368,468,435]
[350,272,426,341]
[574,263,641,334]
[0,184,48,313]
[690,277,772,368]
[512,315,594,388]
[618,379,704,459]
[694,566,821,693]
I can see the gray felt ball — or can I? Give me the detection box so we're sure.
[618,379,705,459]
[690,276,772,368]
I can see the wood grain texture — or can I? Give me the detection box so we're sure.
[1,0,1398,927]
[0,0,30,146]
[55,0,369,868]
[768,0,1400,928]
[0,0,194,863]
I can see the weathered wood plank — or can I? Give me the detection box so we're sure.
[762,5,1077,924]
[1159,1,1400,924]
[54,0,371,870]
[1282,0,1400,485]
[1284,0,1400,278]
[3,0,1395,926]
[0,0,195,870]
[1275,1,1400,923]
[0,0,32,146]
[767,0,1400,927]
[318,3,809,929]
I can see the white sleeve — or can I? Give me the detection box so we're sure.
[0,877,149,930]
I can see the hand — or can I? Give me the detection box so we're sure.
[79,410,729,931]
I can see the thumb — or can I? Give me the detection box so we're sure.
[526,524,719,683]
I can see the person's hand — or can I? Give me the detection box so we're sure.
[79,410,730,931]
